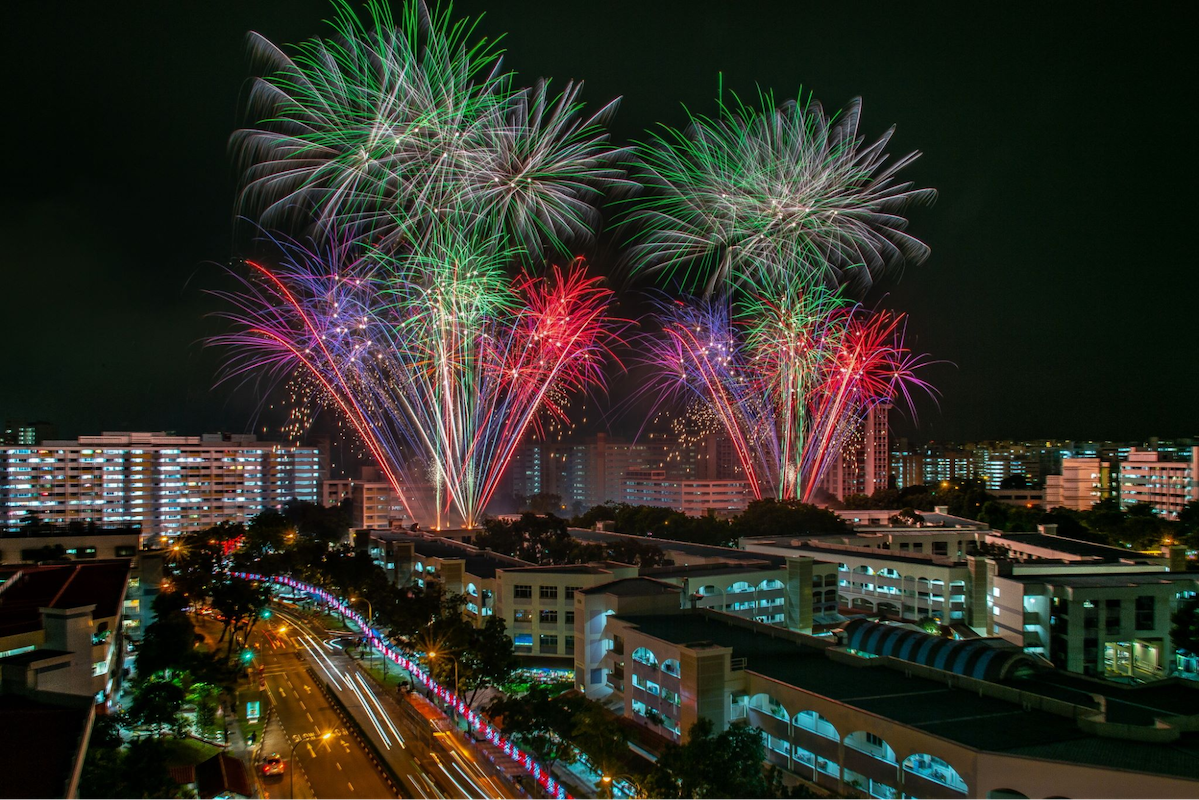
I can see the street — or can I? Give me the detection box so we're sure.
[264,607,520,799]
[252,624,399,799]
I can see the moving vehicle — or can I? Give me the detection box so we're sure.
[261,754,285,777]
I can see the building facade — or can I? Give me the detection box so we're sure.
[1043,457,1104,511]
[1119,446,1199,519]
[575,598,1199,799]
[1,432,325,541]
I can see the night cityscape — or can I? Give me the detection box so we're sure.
[2,2,1196,799]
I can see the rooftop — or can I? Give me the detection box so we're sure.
[498,561,634,575]
[579,577,681,598]
[569,527,787,567]
[642,561,782,579]
[743,537,959,567]
[0,560,131,638]
[612,610,1199,780]
[1005,571,1193,589]
[369,531,529,578]
[993,531,1158,562]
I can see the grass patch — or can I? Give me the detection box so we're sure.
[161,737,221,766]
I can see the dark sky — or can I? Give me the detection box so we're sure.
[2,2,1194,444]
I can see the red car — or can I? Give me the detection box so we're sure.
[261,754,286,777]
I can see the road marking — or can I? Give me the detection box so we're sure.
[299,700,306,710]
[346,782,354,792]
[306,712,313,722]
[336,761,343,771]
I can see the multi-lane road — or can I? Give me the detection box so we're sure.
[250,607,519,799]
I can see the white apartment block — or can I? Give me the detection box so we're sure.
[1,432,324,541]
[1119,446,1198,519]
[620,469,750,517]
[1043,457,1104,511]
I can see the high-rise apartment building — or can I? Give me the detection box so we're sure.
[1,432,324,541]
[1119,446,1198,520]
[818,404,891,500]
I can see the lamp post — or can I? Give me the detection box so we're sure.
[601,773,644,799]
[289,731,332,798]
[350,596,375,663]
[427,650,459,718]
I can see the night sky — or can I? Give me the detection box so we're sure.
[3,2,1194,444]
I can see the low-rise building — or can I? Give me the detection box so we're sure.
[989,564,1198,678]
[0,560,131,709]
[575,595,1199,798]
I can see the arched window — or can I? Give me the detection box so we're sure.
[697,584,719,597]
[853,565,875,576]
[466,582,478,597]
[792,710,838,740]
[757,579,784,591]
[661,659,681,678]
[844,731,897,763]
[728,581,753,594]
[903,754,968,794]
[750,692,789,720]
[631,647,658,668]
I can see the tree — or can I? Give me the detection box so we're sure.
[136,601,197,678]
[570,702,629,785]
[527,492,564,515]
[644,718,776,799]
[80,737,184,799]
[999,473,1029,490]
[485,685,580,770]
[209,577,270,661]
[130,678,185,736]
[889,507,924,527]
[1171,598,1199,656]
[459,615,519,706]
[731,499,850,540]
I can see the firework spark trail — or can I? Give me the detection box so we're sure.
[645,292,934,503]
[233,0,632,258]
[215,236,618,528]
[223,0,629,526]
[625,89,935,298]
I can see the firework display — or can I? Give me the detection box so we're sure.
[645,285,933,502]
[626,90,935,298]
[625,88,936,500]
[224,0,626,527]
[222,0,936,524]
[233,0,629,257]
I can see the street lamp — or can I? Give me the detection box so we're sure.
[289,731,333,798]
[427,650,459,709]
[601,774,644,799]
[350,596,374,625]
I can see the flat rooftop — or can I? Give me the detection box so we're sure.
[1005,571,1192,589]
[0,560,131,637]
[497,562,633,575]
[994,532,1158,561]
[642,561,782,579]
[743,537,959,567]
[580,577,681,598]
[612,610,1199,780]
[369,531,530,578]
[569,528,787,567]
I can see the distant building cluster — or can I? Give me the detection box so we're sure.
[1,431,325,542]
[892,437,1198,520]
